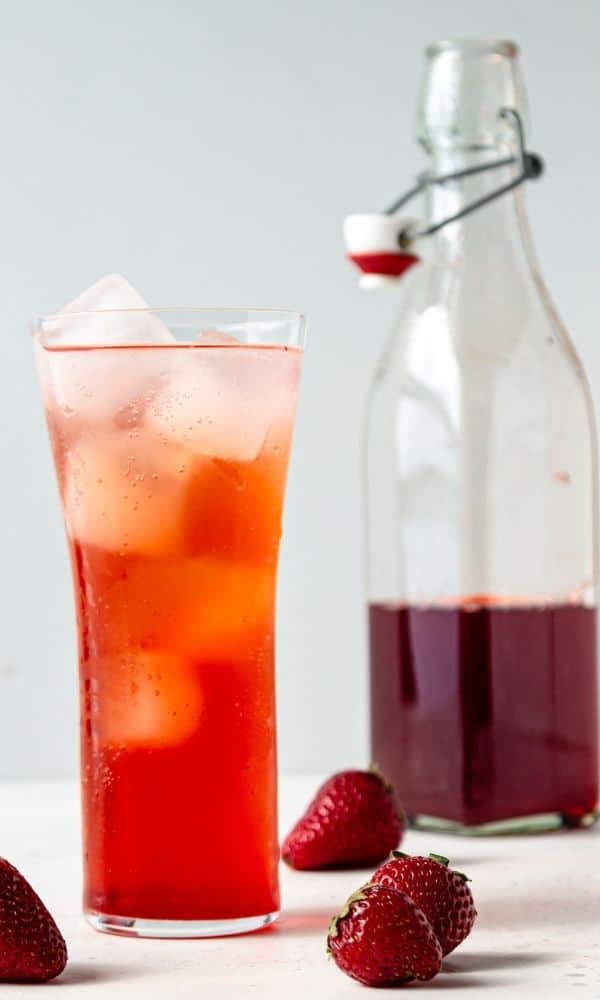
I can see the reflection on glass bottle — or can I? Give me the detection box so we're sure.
[366,40,599,832]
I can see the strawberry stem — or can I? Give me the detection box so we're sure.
[368,762,394,796]
[369,764,405,828]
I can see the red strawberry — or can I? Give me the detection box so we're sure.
[327,883,442,987]
[372,851,476,955]
[0,858,67,982]
[282,769,404,870]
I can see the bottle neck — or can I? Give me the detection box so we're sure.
[424,146,529,259]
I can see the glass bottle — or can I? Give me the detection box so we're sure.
[366,39,599,833]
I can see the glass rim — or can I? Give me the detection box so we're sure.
[425,38,518,59]
[32,305,306,349]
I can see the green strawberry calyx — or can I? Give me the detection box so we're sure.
[429,852,450,866]
[368,764,407,827]
[389,850,470,882]
[368,762,395,796]
[428,852,470,882]
[326,885,370,954]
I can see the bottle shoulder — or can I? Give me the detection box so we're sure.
[369,257,588,394]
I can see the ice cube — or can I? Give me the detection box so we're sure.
[93,652,203,747]
[64,431,189,555]
[42,273,175,346]
[196,329,242,346]
[38,275,177,429]
[146,346,299,463]
[168,557,274,661]
[103,555,275,660]
[82,552,273,662]
[260,346,302,457]
[41,347,173,432]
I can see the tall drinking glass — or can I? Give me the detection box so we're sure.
[34,308,305,937]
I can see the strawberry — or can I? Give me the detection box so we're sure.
[0,858,67,982]
[372,851,476,955]
[327,883,442,987]
[281,769,404,870]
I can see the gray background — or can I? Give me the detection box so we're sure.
[1,0,598,777]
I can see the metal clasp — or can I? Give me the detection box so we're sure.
[386,108,544,247]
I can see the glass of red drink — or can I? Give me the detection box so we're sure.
[34,305,305,937]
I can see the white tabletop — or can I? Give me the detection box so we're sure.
[1,775,599,997]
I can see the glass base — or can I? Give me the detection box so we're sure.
[409,810,599,836]
[86,910,279,938]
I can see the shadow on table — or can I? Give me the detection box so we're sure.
[50,962,152,987]
[413,976,514,990]
[419,951,555,991]
[444,950,555,973]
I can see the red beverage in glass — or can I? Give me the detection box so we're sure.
[36,304,304,936]
[369,599,599,829]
